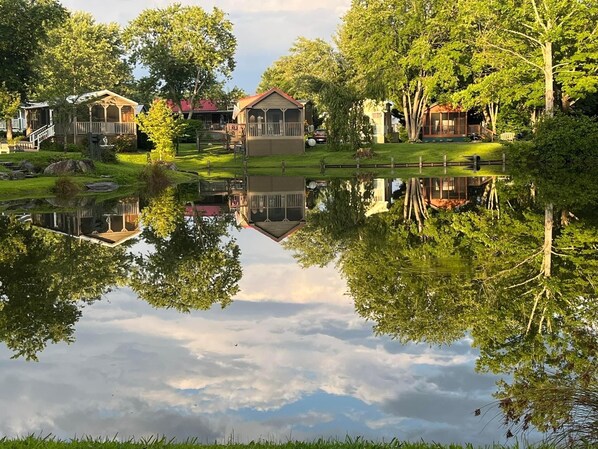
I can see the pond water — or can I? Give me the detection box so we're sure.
[0,174,595,445]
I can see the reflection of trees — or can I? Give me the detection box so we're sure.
[283,178,374,268]
[286,175,597,442]
[0,216,128,360]
[131,211,242,312]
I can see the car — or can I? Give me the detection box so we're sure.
[313,128,327,143]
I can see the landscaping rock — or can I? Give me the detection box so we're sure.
[0,172,9,180]
[10,170,26,180]
[43,159,95,175]
[85,181,119,192]
[18,160,36,173]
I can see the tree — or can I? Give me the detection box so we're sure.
[339,0,471,141]
[258,37,339,100]
[125,4,236,120]
[0,0,66,97]
[0,84,21,141]
[465,0,598,117]
[136,99,186,162]
[34,11,131,144]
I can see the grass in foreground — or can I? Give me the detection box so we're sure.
[0,437,566,449]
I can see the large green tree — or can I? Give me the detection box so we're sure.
[136,100,186,162]
[339,0,471,141]
[34,11,131,143]
[0,0,66,97]
[462,0,598,117]
[125,4,236,120]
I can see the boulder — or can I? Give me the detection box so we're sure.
[10,170,26,180]
[18,160,36,173]
[44,159,95,175]
[85,181,119,192]
[0,172,9,181]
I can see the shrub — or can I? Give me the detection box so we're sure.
[51,177,80,197]
[113,134,137,153]
[39,139,64,152]
[139,163,171,196]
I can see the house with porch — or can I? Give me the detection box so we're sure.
[421,104,468,142]
[231,88,305,156]
[7,90,139,150]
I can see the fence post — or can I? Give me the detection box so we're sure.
[444,154,447,175]
[419,156,422,174]
[502,152,506,172]
[391,157,394,169]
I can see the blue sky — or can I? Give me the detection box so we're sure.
[59,0,351,94]
[0,225,513,445]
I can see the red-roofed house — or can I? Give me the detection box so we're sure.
[231,88,304,156]
[168,99,233,129]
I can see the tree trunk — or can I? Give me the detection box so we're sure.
[542,203,553,277]
[543,41,554,117]
[5,118,13,141]
[403,81,427,142]
[196,130,201,153]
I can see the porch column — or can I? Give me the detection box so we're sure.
[88,105,93,124]
[262,109,268,135]
[281,108,287,136]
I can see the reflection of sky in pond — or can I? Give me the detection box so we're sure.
[0,225,513,445]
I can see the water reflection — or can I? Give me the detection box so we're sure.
[0,173,595,443]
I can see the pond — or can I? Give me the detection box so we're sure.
[0,173,595,446]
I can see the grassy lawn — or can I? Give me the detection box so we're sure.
[175,141,506,178]
[0,142,506,200]
[0,151,196,201]
[0,438,563,449]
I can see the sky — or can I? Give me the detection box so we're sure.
[0,223,515,445]
[59,0,352,94]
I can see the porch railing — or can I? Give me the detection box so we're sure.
[247,122,303,138]
[69,122,136,135]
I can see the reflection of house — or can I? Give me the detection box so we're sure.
[230,176,306,242]
[31,198,141,247]
[168,99,233,130]
[421,177,488,208]
[422,104,468,141]
[232,88,305,156]
[21,90,139,148]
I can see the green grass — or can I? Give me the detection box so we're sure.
[0,151,196,201]
[0,437,564,449]
[0,142,505,200]
[174,142,505,176]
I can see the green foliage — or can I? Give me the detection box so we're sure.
[113,135,137,153]
[509,114,598,209]
[51,177,80,197]
[136,99,186,162]
[0,216,128,360]
[0,0,67,97]
[339,0,471,141]
[132,209,242,312]
[125,4,236,120]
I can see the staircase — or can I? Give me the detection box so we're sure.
[29,124,55,150]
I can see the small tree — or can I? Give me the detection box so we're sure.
[0,85,20,141]
[136,99,186,162]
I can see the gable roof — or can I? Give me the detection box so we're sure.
[237,88,303,112]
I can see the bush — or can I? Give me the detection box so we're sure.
[39,140,64,152]
[51,177,80,197]
[139,163,171,196]
[113,134,137,153]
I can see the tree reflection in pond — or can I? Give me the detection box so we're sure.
[132,191,242,313]
[0,216,129,360]
[284,174,597,443]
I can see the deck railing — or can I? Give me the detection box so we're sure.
[73,122,136,135]
[247,122,303,138]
